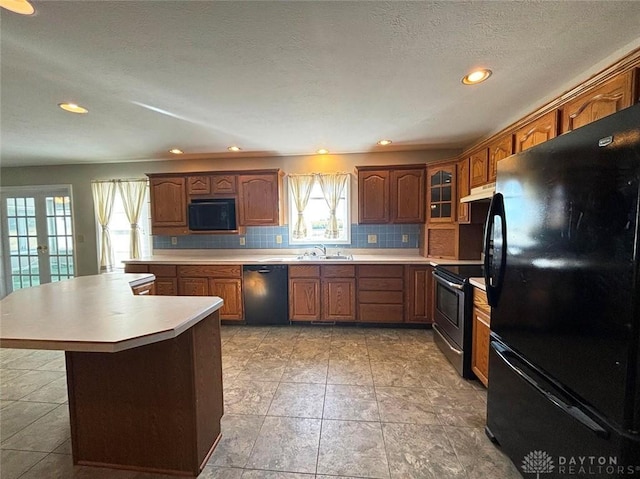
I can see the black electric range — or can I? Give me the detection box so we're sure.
[432,264,484,378]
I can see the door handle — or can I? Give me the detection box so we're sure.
[484,193,506,307]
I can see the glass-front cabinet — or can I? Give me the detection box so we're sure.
[427,164,456,223]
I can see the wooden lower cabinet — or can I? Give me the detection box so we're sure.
[357,265,404,323]
[289,278,321,321]
[131,280,155,296]
[404,265,433,323]
[179,277,208,296]
[471,287,491,387]
[322,278,356,321]
[289,265,356,322]
[155,278,178,296]
[209,278,243,321]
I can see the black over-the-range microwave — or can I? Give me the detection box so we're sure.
[188,198,237,231]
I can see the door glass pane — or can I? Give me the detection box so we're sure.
[431,171,442,186]
[442,203,452,218]
[431,204,441,218]
[3,191,75,292]
[442,186,451,202]
[431,189,441,203]
[45,195,75,282]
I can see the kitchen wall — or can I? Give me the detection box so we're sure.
[0,149,459,276]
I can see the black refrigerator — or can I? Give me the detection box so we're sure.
[484,103,640,479]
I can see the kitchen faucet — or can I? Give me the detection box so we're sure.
[313,244,327,256]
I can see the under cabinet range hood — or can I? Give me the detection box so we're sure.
[460,182,495,203]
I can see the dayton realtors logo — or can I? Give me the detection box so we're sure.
[522,450,555,478]
[522,450,640,477]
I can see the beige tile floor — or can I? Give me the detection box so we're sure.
[0,325,522,479]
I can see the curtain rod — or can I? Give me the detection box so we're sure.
[91,178,148,184]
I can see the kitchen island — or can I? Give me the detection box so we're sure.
[0,273,225,477]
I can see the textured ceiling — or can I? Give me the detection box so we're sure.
[2,1,640,167]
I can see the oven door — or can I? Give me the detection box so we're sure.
[432,273,466,348]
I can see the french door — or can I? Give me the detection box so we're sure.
[1,186,76,294]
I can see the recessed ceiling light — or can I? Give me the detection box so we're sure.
[228,146,241,152]
[462,69,492,85]
[0,0,35,15]
[317,148,329,155]
[169,148,184,155]
[377,139,392,146]
[58,103,88,114]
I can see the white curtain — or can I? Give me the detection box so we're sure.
[117,179,148,259]
[91,181,117,272]
[289,174,315,239]
[318,173,349,239]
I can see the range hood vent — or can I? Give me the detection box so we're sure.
[460,182,495,203]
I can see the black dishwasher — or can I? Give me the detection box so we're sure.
[242,265,290,325]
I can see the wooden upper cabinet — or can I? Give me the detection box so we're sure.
[211,175,237,195]
[358,170,390,224]
[515,110,559,152]
[238,173,280,226]
[427,164,456,223]
[561,71,635,133]
[488,134,514,182]
[149,177,187,230]
[456,158,470,224]
[390,168,425,223]
[187,176,211,195]
[469,149,489,188]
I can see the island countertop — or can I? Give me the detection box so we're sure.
[0,273,223,353]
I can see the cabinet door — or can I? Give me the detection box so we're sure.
[456,158,470,224]
[427,165,456,223]
[515,110,559,152]
[210,278,243,320]
[289,278,320,321]
[488,135,514,182]
[187,176,211,195]
[391,168,425,223]
[472,307,491,387]
[131,281,155,295]
[211,175,237,195]
[469,149,489,188]
[322,278,356,321]
[155,277,178,296]
[238,174,279,226]
[358,170,390,224]
[178,277,208,296]
[561,71,634,133]
[149,177,187,228]
[404,265,432,323]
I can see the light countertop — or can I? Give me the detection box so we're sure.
[469,277,486,290]
[123,249,482,267]
[0,273,223,353]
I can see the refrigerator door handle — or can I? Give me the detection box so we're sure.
[492,341,610,439]
[483,193,507,307]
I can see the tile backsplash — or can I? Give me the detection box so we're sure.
[153,224,420,250]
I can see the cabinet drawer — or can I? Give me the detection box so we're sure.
[124,264,149,273]
[358,277,404,291]
[358,291,403,304]
[289,265,320,278]
[357,265,403,278]
[211,175,237,194]
[178,265,241,278]
[473,287,490,315]
[155,278,178,296]
[359,304,404,323]
[321,265,355,278]
[149,265,177,277]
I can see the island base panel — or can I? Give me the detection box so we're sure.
[65,311,223,477]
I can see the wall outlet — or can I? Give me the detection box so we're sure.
[402,234,409,243]
[367,234,377,244]
[275,235,282,244]
[171,236,177,245]
[239,237,246,246]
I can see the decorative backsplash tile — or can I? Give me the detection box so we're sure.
[153,224,420,250]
